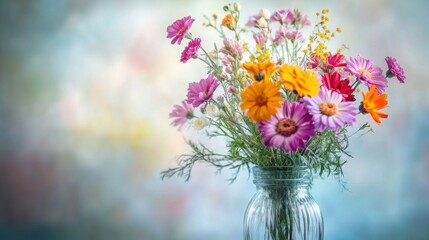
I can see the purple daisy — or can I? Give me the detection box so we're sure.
[169,101,194,130]
[166,16,195,45]
[258,101,315,152]
[302,87,358,132]
[345,55,388,92]
[186,73,220,107]
[385,56,406,83]
[180,38,201,63]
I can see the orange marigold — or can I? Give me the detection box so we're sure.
[221,14,236,30]
[240,81,283,122]
[242,61,278,82]
[279,64,320,97]
[360,85,388,124]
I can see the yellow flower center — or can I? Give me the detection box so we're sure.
[276,119,297,137]
[320,102,337,116]
[255,95,268,106]
[358,69,372,79]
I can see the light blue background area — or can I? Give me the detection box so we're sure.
[0,0,428,239]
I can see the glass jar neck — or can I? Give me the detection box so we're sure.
[252,166,312,189]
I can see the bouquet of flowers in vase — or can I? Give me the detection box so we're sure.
[162,2,405,182]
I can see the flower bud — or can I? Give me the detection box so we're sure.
[256,18,268,28]
[259,8,270,20]
[233,2,241,12]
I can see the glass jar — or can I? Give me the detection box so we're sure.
[243,166,323,240]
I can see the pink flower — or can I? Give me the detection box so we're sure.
[320,72,355,102]
[253,32,266,46]
[220,38,244,58]
[166,16,195,45]
[297,12,311,26]
[246,14,262,27]
[326,53,347,69]
[285,30,304,42]
[270,9,295,25]
[258,101,315,152]
[273,26,287,46]
[169,101,194,130]
[302,87,357,132]
[385,56,406,83]
[345,55,388,92]
[186,73,220,107]
[180,38,201,63]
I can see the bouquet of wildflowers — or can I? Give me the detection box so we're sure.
[162,3,405,182]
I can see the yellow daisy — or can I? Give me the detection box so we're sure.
[279,64,320,97]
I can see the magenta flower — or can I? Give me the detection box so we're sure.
[385,56,406,83]
[326,53,347,69]
[302,87,357,132]
[186,73,220,107]
[345,55,388,92]
[180,38,201,63]
[269,9,295,25]
[166,16,195,45]
[169,101,194,130]
[258,101,315,152]
[258,101,316,152]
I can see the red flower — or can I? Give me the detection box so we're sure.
[320,72,355,102]
[326,53,347,69]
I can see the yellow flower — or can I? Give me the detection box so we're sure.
[279,64,320,97]
[360,85,388,124]
[242,60,278,82]
[240,81,283,122]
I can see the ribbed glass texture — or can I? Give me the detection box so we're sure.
[244,166,323,240]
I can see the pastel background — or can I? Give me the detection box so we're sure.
[0,0,428,239]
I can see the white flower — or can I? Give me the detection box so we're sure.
[206,104,219,117]
[259,8,270,20]
[194,118,208,130]
[256,18,268,28]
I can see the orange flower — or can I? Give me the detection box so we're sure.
[221,14,236,30]
[279,64,320,97]
[242,61,278,82]
[240,81,283,122]
[360,85,388,124]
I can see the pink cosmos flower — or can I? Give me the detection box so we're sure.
[270,9,295,25]
[345,55,388,92]
[385,56,406,83]
[166,16,195,45]
[186,73,220,107]
[180,38,201,63]
[285,30,304,42]
[302,87,357,132]
[169,101,194,130]
[258,101,315,152]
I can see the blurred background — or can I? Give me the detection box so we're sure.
[0,0,428,239]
